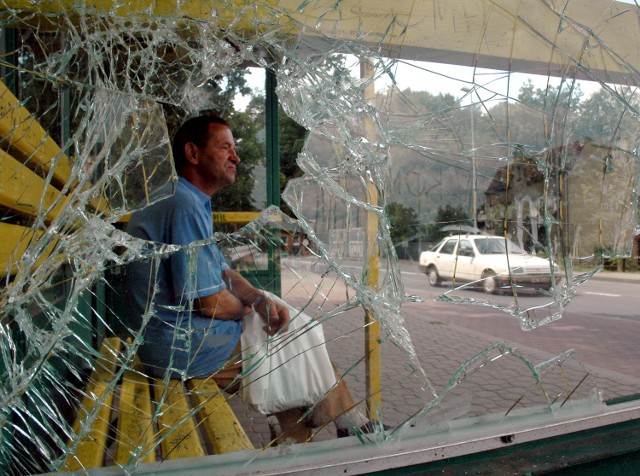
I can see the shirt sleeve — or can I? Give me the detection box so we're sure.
[168,203,228,300]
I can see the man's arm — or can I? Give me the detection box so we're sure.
[194,288,246,321]
[195,269,290,335]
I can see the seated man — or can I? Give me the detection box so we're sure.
[126,115,374,443]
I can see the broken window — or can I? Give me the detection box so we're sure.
[0,1,638,474]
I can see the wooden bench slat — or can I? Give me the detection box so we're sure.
[115,368,156,465]
[0,222,27,278]
[0,80,72,189]
[62,337,253,470]
[62,381,116,471]
[62,337,122,471]
[153,380,206,460]
[0,222,58,279]
[0,148,68,220]
[119,210,264,224]
[187,378,254,454]
[212,211,261,224]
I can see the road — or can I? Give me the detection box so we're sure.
[291,256,640,380]
[401,264,640,379]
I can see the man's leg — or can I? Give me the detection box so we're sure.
[265,407,313,445]
[210,340,243,394]
[306,362,357,428]
[262,363,363,443]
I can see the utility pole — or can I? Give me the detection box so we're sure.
[461,87,477,230]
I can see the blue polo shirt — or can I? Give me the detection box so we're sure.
[126,177,242,378]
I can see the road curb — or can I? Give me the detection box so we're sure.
[591,274,640,284]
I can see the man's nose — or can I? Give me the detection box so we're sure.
[230,149,240,163]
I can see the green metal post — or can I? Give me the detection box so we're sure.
[265,69,281,296]
[0,29,17,475]
[0,29,17,93]
[265,69,280,209]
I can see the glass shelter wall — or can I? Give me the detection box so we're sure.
[0,1,639,474]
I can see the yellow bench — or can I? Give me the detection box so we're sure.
[62,337,253,471]
[0,79,253,470]
[0,79,69,278]
[0,78,108,278]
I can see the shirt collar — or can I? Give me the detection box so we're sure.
[178,176,211,205]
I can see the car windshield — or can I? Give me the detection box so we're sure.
[474,238,525,255]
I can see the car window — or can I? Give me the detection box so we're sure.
[440,240,457,254]
[475,238,526,254]
[506,239,526,254]
[430,240,445,252]
[458,240,474,257]
[475,238,506,254]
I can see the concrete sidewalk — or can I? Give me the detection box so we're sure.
[228,262,639,449]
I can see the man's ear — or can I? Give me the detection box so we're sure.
[184,142,199,165]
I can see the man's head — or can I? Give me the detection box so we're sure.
[172,115,240,195]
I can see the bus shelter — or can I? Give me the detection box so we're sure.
[1,1,639,474]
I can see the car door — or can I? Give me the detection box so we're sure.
[434,238,457,280]
[454,239,475,281]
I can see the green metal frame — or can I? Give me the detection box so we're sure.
[238,68,281,296]
[376,413,640,475]
[0,28,16,476]
[0,29,16,93]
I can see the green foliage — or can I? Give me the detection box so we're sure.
[517,79,583,115]
[386,202,419,245]
[279,108,306,181]
[163,69,252,140]
[576,87,638,143]
[210,81,307,214]
[279,107,307,216]
[398,89,459,113]
[169,69,638,228]
[422,204,469,244]
[162,69,309,214]
[485,80,584,149]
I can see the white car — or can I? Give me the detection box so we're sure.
[418,235,558,293]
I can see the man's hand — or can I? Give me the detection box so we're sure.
[220,269,290,334]
[254,296,290,335]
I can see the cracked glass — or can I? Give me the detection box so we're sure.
[0,1,639,474]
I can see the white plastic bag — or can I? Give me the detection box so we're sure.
[240,293,337,414]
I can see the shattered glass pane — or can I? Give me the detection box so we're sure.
[0,1,638,474]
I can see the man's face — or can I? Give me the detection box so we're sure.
[193,123,240,193]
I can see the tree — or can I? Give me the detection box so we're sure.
[386,202,419,245]
[212,87,308,215]
[422,204,469,244]
[393,89,459,114]
[576,86,638,143]
[517,79,583,116]
[279,106,307,216]
[485,80,584,151]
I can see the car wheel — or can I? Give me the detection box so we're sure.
[482,271,497,294]
[427,267,441,287]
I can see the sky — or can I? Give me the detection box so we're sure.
[372,60,603,102]
[238,58,604,111]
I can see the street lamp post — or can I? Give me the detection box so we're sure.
[461,87,477,231]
